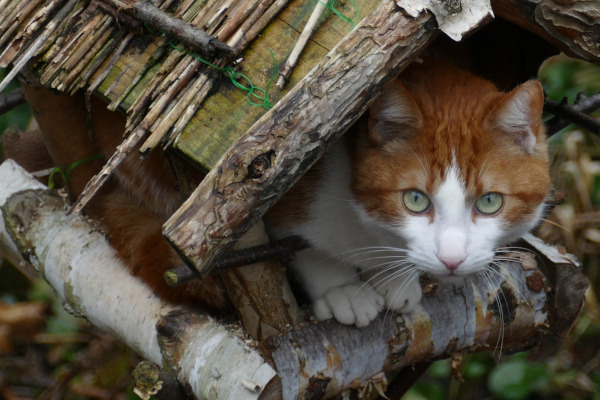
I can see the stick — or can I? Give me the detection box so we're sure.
[116,0,235,57]
[0,87,25,115]
[545,92,600,136]
[276,0,327,89]
[164,235,310,286]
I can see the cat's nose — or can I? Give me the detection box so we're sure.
[438,256,465,271]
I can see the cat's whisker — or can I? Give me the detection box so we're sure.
[486,262,535,319]
[539,217,570,232]
[479,270,505,355]
[381,268,422,324]
[327,246,410,264]
[486,263,528,300]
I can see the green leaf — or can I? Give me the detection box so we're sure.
[488,358,549,400]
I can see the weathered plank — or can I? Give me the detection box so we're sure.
[163,1,439,276]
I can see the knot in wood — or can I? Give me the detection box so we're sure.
[442,0,462,14]
[247,151,274,179]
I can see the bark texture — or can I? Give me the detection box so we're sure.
[163,1,439,276]
[0,160,277,400]
[492,0,600,65]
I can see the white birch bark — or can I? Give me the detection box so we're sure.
[0,159,276,400]
[395,0,494,41]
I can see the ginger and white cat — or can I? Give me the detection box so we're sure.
[266,45,550,327]
[29,36,550,327]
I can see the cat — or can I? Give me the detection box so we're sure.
[266,43,551,327]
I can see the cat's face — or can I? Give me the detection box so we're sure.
[350,74,550,280]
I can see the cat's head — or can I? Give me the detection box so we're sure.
[350,72,550,279]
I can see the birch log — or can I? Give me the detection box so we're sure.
[260,236,586,400]
[163,0,440,277]
[0,159,276,400]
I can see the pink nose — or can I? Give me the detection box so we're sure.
[439,257,465,271]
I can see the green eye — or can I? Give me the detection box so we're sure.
[403,190,431,213]
[475,192,503,215]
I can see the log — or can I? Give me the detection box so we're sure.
[163,0,440,277]
[492,0,600,65]
[260,234,587,400]
[222,220,306,340]
[0,159,277,400]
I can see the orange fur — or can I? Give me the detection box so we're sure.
[25,88,230,313]
[270,40,550,233]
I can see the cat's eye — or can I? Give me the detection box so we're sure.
[475,192,503,215]
[403,190,431,214]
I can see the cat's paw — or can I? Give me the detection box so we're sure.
[376,278,422,313]
[313,283,385,327]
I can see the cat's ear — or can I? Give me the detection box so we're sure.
[485,80,545,154]
[368,81,423,146]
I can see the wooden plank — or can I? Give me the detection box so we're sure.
[174,0,378,170]
[163,1,439,276]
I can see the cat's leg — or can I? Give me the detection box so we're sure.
[362,268,422,313]
[293,249,384,327]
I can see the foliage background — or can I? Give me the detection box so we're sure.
[0,54,599,399]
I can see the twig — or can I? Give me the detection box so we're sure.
[545,92,600,136]
[227,0,290,52]
[107,0,235,57]
[0,87,25,115]
[70,126,146,215]
[276,0,327,89]
[164,235,310,286]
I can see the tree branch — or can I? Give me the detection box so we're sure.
[0,87,25,115]
[545,93,600,136]
[98,0,234,56]
[0,159,277,400]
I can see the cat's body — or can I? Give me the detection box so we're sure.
[266,44,550,326]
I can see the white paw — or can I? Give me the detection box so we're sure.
[376,278,422,313]
[313,283,385,327]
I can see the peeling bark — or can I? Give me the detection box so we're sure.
[492,0,600,65]
[0,159,276,400]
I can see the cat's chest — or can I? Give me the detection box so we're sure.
[280,142,404,262]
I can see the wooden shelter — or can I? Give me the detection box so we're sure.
[0,0,598,399]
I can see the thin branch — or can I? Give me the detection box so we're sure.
[103,0,235,57]
[164,235,310,286]
[0,87,25,115]
[545,92,600,136]
[276,0,326,89]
